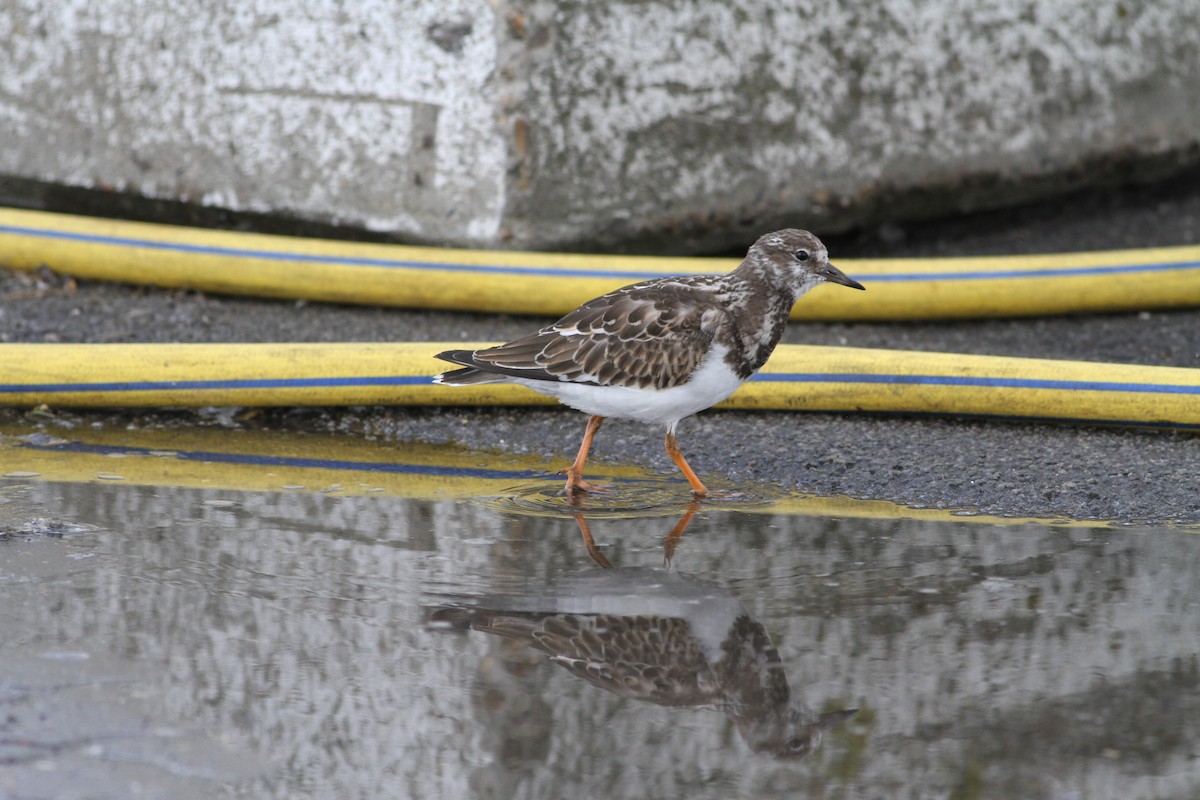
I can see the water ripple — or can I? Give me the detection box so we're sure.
[476,478,779,519]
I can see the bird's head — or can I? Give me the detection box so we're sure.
[745,229,865,300]
[736,704,859,760]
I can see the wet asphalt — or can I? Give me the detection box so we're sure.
[2,170,1199,524]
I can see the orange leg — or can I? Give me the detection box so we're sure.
[661,500,701,564]
[664,430,708,498]
[571,512,613,568]
[562,415,608,495]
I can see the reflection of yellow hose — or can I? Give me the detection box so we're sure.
[3,207,1200,320]
[0,423,1111,527]
[0,424,556,501]
[2,342,1198,428]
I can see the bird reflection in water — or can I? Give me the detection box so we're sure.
[429,503,857,760]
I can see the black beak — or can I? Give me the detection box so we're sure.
[821,263,865,290]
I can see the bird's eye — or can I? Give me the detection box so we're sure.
[794,250,809,262]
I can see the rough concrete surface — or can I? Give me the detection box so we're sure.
[2,170,1199,524]
[2,1,1199,250]
[1,0,506,241]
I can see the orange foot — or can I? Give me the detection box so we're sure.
[561,469,611,496]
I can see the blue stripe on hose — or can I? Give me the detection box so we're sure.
[858,261,1200,281]
[750,373,1200,395]
[1,372,1197,397]
[3,223,1200,282]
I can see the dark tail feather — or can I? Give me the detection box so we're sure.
[434,366,503,385]
[426,604,542,641]
[435,349,477,366]
[433,349,502,385]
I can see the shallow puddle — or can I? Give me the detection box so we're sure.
[1,426,1198,799]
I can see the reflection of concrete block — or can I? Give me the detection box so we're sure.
[3,2,1199,252]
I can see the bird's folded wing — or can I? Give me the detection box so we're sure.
[473,292,720,390]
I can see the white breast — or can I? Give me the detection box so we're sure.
[513,344,746,428]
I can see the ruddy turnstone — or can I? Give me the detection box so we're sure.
[434,229,864,497]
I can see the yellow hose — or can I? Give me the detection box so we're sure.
[3,207,1200,320]
[2,342,1197,428]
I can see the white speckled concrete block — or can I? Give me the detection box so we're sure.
[2,1,1198,251]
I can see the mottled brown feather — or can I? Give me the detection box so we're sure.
[465,281,727,390]
[527,613,722,707]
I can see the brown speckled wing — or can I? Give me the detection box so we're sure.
[470,278,727,390]
[529,614,723,707]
